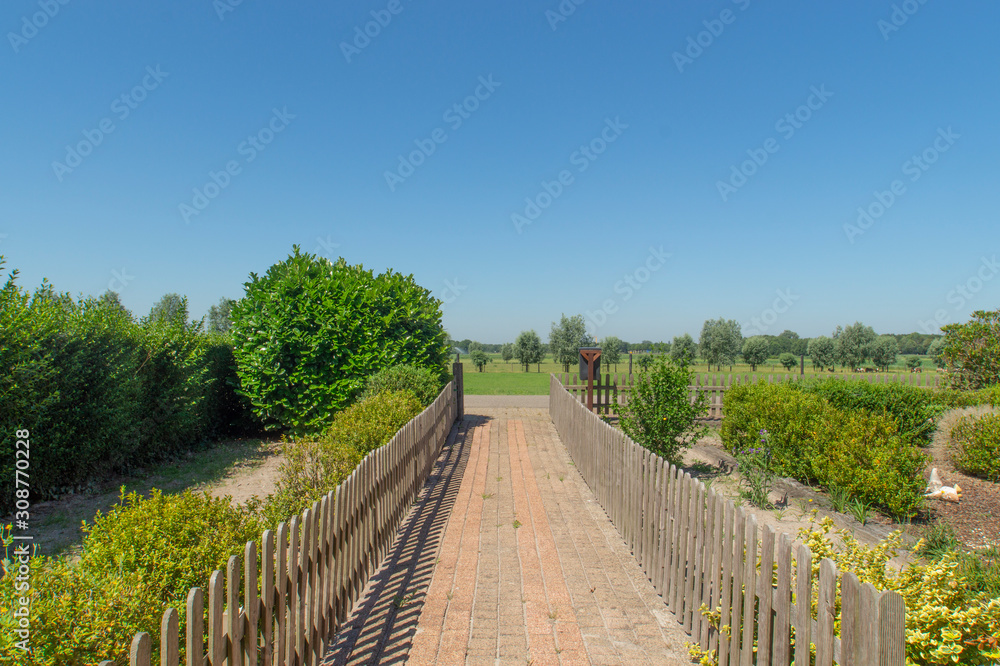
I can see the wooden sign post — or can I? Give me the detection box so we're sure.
[579,348,602,412]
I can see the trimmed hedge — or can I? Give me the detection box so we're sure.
[802,378,943,443]
[0,263,259,513]
[721,381,929,519]
[263,389,424,529]
[361,364,445,407]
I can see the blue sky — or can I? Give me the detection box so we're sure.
[2,1,998,343]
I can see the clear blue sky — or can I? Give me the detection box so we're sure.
[3,1,998,343]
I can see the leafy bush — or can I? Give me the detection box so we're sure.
[940,309,1000,390]
[721,381,928,519]
[0,490,262,665]
[230,248,449,436]
[264,390,422,527]
[0,260,256,513]
[361,364,444,406]
[803,378,943,443]
[950,412,1000,482]
[619,357,707,466]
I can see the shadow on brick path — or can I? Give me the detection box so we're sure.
[323,416,487,665]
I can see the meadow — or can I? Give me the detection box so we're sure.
[463,352,938,394]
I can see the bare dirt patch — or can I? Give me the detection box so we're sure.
[8,438,285,558]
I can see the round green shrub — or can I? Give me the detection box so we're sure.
[361,364,445,406]
[950,412,1000,482]
[230,248,449,436]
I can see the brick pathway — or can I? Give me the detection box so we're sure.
[325,407,691,665]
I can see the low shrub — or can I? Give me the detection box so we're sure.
[950,412,1000,482]
[361,363,445,407]
[722,381,928,519]
[803,378,943,443]
[264,390,423,528]
[619,357,708,467]
[0,489,262,665]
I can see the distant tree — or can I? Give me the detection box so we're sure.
[870,335,899,372]
[778,352,798,371]
[98,290,129,314]
[636,354,654,371]
[500,343,514,365]
[834,322,876,369]
[639,340,654,352]
[906,356,923,370]
[927,337,947,368]
[601,335,623,371]
[148,293,188,325]
[514,330,544,372]
[470,349,490,372]
[699,318,742,371]
[741,336,770,372]
[808,336,836,371]
[455,339,473,353]
[670,334,697,364]
[549,314,594,372]
[468,341,484,354]
[208,297,236,333]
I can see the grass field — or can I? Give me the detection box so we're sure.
[461,353,939,394]
[462,371,551,395]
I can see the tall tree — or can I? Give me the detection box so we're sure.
[834,322,877,369]
[741,336,770,371]
[514,330,544,372]
[601,335,623,371]
[549,313,594,372]
[500,342,514,366]
[699,318,742,371]
[670,333,697,364]
[870,335,899,372]
[98,289,129,314]
[927,337,947,368]
[808,336,836,371]
[148,293,188,325]
[208,297,236,333]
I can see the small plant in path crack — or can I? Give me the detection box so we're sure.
[848,497,871,525]
[512,519,522,529]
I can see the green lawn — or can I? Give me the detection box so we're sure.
[462,371,551,395]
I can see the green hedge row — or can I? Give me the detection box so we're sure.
[721,381,929,519]
[0,267,259,513]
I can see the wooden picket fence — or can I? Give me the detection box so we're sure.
[549,374,907,665]
[104,377,460,666]
[559,369,944,420]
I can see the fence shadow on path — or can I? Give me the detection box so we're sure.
[323,415,486,665]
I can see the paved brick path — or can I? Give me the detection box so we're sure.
[325,407,691,665]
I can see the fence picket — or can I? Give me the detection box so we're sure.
[740,514,758,666]
[161,608,179,666]
[817,559,837,666]
[794,545,812,666]
[774,534,792,666]
[757,525,775,665]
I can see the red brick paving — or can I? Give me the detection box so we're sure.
[326,407,691,665]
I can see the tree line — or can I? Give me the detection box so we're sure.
[454,317,944,373]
